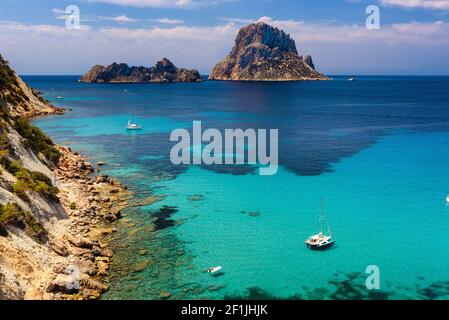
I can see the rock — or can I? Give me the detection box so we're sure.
[82,288,101,300]
[0,223,8,237]
[97,261,109,276]
[188,194,205,202]
[53,262,67,274]
[302,54,315,70]
[65,234,94,249]
[46,274,79,294]
[91,245,103,256]
[96,175,109,183]
[138,249,148,256]
[133,259,152,272]
[208,285,223,292]
[159,291,172,299]
[80,58,203,83]
[209,22,329,81]
[131,195,166,207]
[248,211,261,217]
[51,240,69,257]
[90,226,117,237]
[80,274,109,292]
[79,259,97,276]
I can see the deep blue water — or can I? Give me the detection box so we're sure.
[26,75,449,300]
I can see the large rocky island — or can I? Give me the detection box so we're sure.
[209,22,329,81]
[80,58,202,83]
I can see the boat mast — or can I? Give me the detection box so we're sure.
[320,197,324,235]
[322,197,332,237]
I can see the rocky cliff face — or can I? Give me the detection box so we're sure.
[209,22,329,81]
[80,58,203,83]
[0,54,128,300]
[0,56,63,117]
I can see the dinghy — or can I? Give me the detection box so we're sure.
[207,266,223,276]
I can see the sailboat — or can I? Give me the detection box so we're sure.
[126,114,142,130]
[305,198,335,250]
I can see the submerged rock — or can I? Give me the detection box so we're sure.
[159,291,172,299]
[188,194,205,202]
[209,22,329,81]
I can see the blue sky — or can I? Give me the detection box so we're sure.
[1,0,448,75]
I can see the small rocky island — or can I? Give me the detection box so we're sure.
[80,58,203,83]
[209,22,329,81]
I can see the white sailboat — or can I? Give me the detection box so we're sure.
[126,114,142,130]
[305,198,335,250]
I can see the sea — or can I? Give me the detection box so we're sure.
[26,75,449,300]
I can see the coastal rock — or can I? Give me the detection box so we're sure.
[209,22,329,81]
[159,291,172,299]
[302,55,315,70]
[50,239,69,257]
[46,274,79,294]
[65,234,94,249]
[80,58,203,83]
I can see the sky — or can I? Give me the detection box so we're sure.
[0,0,448,75]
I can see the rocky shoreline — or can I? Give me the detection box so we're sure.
[0,54,132,300]
[37,145,131,300]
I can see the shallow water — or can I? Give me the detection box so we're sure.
[28,75,449,300]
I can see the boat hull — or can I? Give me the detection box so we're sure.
[306,240,335,250]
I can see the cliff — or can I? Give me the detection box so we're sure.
[0,54,129,300]
[79,58,203,83]
[209,22,329,81]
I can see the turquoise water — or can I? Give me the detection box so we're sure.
[28,76,449,300]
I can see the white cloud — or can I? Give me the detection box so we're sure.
[86,0,217,8]
[106,15,139,23]
[0,18,448,75]
[152,18,185,24]
[381,0,449,10]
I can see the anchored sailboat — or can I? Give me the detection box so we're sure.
[126,113,142,130]
[305,198,335,250]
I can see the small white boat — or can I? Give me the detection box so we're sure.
[305,198,335,250]
[348,77,356,81]
[56,96,64,99]
[207,266,223,276]
[446,194,449,203]
[126,118,142,130]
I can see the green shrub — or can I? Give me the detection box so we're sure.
[0,202,47,242]
[1,157,22,174]
[12,179,29,198]
[69,202,77,210]
[13,118,60,164]
[12,168,59,200]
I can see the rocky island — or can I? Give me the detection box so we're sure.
[209,22,329,81]
[80,58,203,83]
[0,54,130,299]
